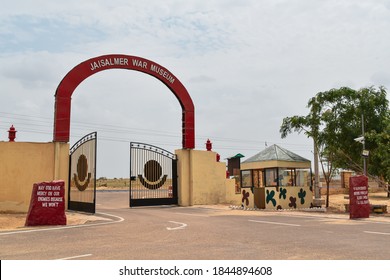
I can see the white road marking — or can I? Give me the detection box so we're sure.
[58,254,92,260]
[249,219,301,227]
[0,212,124,236]
[276,213,390,225]
[364,231,390,236]
[166,221,187,230]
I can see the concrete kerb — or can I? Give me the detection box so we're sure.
[0,211,119,233]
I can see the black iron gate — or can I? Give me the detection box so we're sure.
[68,132,97,213]
[130,142,178,207]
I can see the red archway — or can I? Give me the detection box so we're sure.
[53,54,195,149]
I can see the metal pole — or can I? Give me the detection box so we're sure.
[362,114,367,176]
[313,138,321,199]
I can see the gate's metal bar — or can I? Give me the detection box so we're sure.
[129,142,132,205]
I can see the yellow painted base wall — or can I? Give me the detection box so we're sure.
[0,142,69,213]
[175,149,241,206]
[239,188,256,208]
[253,186,313,210]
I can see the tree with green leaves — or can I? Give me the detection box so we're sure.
[280,86,389,207]
[280,94,337,207]
[366,116,390,197]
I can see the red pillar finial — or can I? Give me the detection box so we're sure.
[206,139,212,151]
[8,125,17,142]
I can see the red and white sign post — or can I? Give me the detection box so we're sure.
[25,180,67,226]
[349,175,370,219]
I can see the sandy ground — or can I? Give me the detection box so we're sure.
[326,191,389,215]
[0,211,107,231]
[1,192,389,231]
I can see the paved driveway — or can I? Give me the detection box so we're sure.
[1,191,389,260]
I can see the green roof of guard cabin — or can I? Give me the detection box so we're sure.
[226,153,245,159]
[243,144,310,163]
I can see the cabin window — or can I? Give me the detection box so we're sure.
[265,168,278,186]
[240,170,252,188]
[296,168,311,187]
[278,168,296,186]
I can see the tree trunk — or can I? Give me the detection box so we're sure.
[388,184,390,198]
[326,181,330,208]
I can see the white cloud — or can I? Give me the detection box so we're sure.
[1,0,389,177]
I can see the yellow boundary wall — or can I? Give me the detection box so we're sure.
[0,144,241,213]
[0,142,69,213]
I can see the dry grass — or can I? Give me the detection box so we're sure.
[97,177,130,189]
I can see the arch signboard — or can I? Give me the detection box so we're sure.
[53,54,195,149]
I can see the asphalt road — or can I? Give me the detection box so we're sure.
[1,191,390,260]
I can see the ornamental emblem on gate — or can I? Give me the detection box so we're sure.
[74,154,91,191]
[138,160,167,190]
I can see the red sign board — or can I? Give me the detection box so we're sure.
[25,181,66,226]
[349,175,370,219]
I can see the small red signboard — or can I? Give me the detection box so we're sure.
[349,175,370,219]
[25,180,67,226]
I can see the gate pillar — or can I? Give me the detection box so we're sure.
[53,142,70,208]
[175,149,194,206]
[176,149,231,206]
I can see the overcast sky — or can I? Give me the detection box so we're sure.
[1,0,390,178]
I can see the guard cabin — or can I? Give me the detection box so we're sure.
[240,144,313,210]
